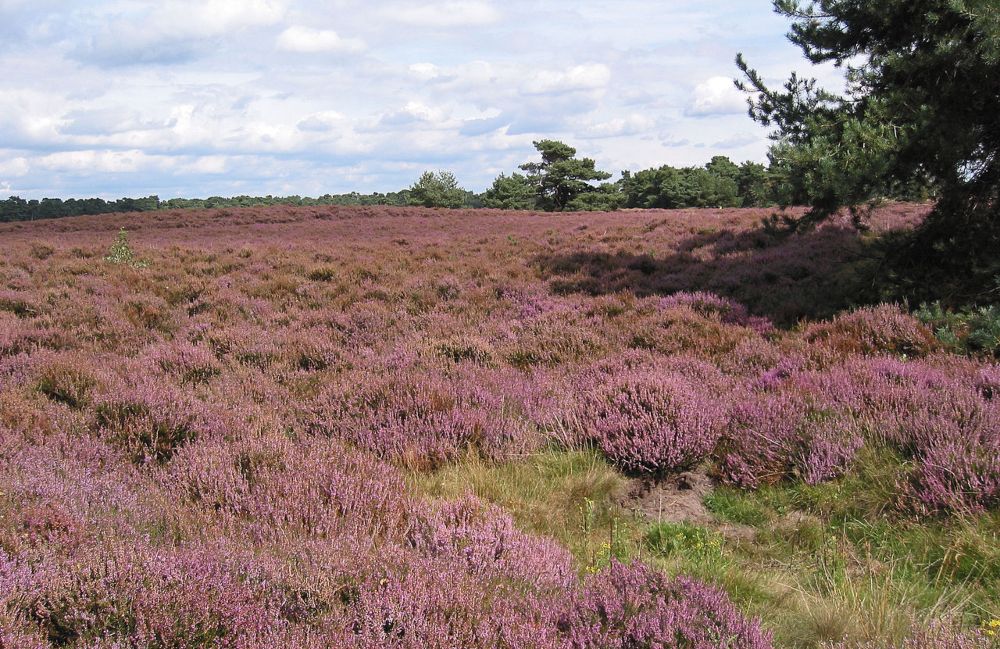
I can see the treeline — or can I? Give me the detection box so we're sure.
[0,196,161,222]
[0,189,485,223]
[0,140,929,223]
[477,141,771,212]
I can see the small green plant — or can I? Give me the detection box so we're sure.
[580,497,596,536]
[915,301,1000,357]
[105,228,149,269]
[645,522,724,562]
[588,516,629,573]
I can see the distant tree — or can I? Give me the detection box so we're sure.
[407,171,467,209]
[620,162,743,209]
[519,140,612,211]
[736,161,771,207]
[620,167,680,209]
[565,182,626,212]
[482,173,537,210]
[680,167,740,208]
[705,156,740,186]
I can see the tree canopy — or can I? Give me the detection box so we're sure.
[482,173,537,210]
[407,171,468,209]
[737,0,1000,298]
[519,140,612,211]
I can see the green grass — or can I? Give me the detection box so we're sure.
[411,447,1000,648]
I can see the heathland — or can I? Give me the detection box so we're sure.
[0,204,998,648]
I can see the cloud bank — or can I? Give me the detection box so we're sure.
[0,0,846,199]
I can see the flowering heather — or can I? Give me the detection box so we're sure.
[659,291,775,335]
[0,202,996,646]
[802,304,938,358]
[716,392,862,488]
[558,560,773,648]
[582,368,726,474]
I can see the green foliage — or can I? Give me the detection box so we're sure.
[645,522,725,561]
[407,170,468,208]
[519,140,613,211]
[565,182,626,212]
[914,302,1000,357]
[703,489,770,527]
[738,0,1000,298]
[104,228,148,269]
[482,173,537,210]
[619,155,762,209]
[0,195,160,222]
[736,161,771,207]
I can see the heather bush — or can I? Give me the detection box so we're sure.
[408,496,575,590]
[143,340,222,384]
[977,365,1000,400]
[346,556,563,649]
[887,386,1000,513]
[717,392,862,488]
[29,352,100,409]
[169,436,411,539]
[583,369,725,474]
[803,304,937,357]
[557,560,773,649]
[660,291,774,335]
[22,546,286,647]
[0,290,38,319]
[629,305,752,358]
[309,367,538,468]
[93,375,225,464]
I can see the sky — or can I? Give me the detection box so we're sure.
[0,0,846,199]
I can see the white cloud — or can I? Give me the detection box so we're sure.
[376,101,451,129]
[577,114,656,139]
[0,156,29,177]
[187,155,229,174]
[0,1,810,197]
[297,111,347,132]
[36,150,154,174]
[277,26,365,53]
[155,0,287,38]
[521,63,611,95]
[409,63,442,81]
[687,76,747,117]
[74,0,288,66]
[387,1,500,28]
[712,132,760,149]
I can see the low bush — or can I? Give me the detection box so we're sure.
[582,369,725,474]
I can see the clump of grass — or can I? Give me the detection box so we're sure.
[645,521,725,561]
[409,449,632,565]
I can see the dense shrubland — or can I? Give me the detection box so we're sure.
[0,203,997,647]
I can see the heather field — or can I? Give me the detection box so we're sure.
[1,204,999,648]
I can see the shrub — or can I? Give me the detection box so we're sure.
[93,376,224,463]
[557,560,773,649]
[804,304,937,357]
[717,393,862,489]
[104,228,149,269]
[916,302,1000,358]
[583,369,725,474]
